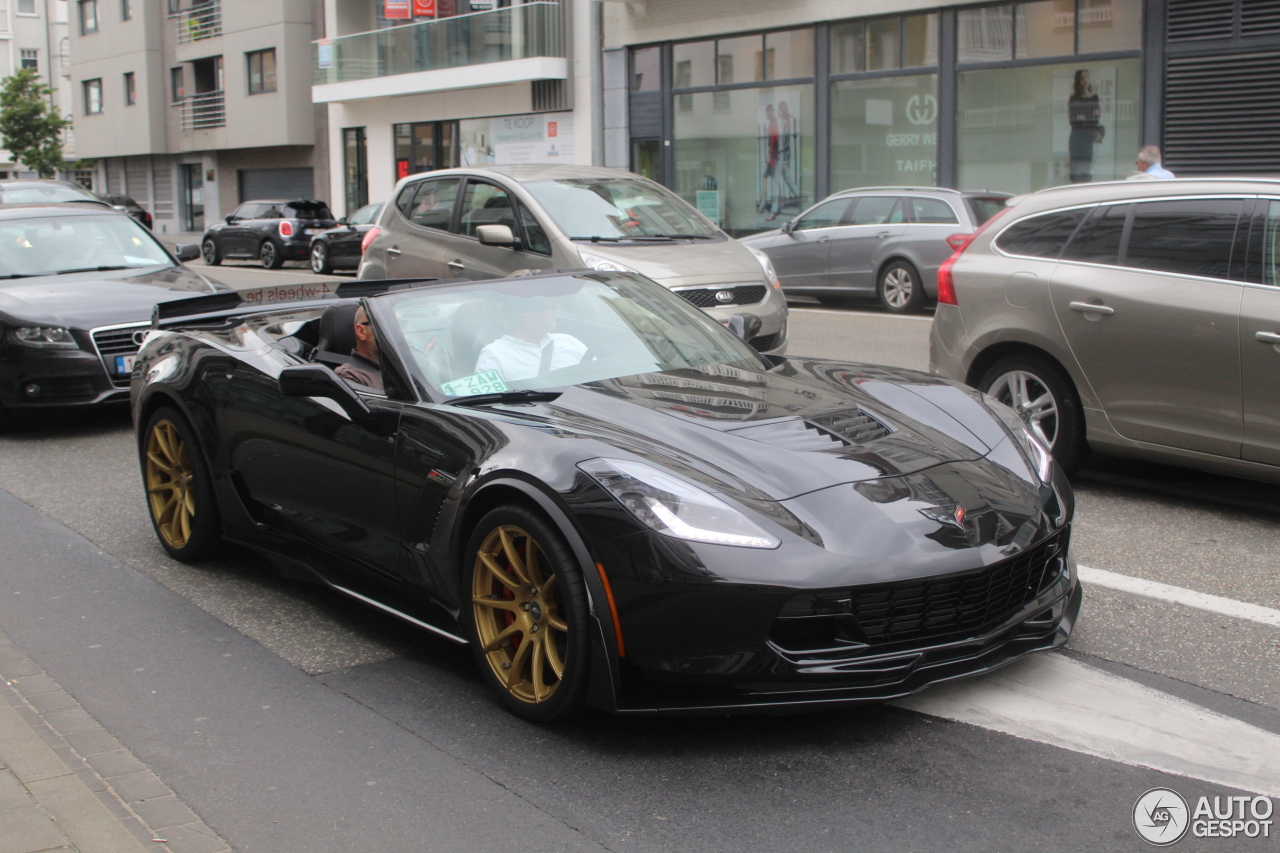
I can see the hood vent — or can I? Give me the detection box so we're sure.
[730,409,892,451]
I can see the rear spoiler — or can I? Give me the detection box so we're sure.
[151,278,441,328]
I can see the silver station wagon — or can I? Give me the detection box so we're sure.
[930,178,1280,484]
[359,165,788,354]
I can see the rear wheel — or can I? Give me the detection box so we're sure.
[310,242,332,275]
[201,239,221,266]
[465,505,590,722]
[141,407,222,561]
[979,354,1088,476]
[877,261,925,314]
[259,240,284,269]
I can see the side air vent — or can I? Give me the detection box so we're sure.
[808,410,892,444]
[1167,0,1234,41]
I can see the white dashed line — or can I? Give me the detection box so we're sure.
[1078,564,1280,629]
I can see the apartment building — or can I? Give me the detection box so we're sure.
[313,0,597,218]
[69,0,327,233]
[0,0,74,178]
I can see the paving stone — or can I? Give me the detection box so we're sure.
[132,795,198,831]
[0,768,32,811]
[41,707,97,736]
[0,642,27,663]
[26,690,78,715]
[27,772,152,853]
[62,728,121,758]
[8,675,59,697]
[163,822,231,853]
[0,658,41,679]
[0,804,66,853]
[109,771,171,804]
[84,749,146,780]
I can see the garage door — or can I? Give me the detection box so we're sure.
[238,168,315,202]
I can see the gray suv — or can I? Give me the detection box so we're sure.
[740,187,1009,314]
[360,165,788,354]
[930,178,1280,485]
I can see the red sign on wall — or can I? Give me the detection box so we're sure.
[396,159,410,179]
[413,0,435,16]
[384,0,410,19]
[547,122,558,138]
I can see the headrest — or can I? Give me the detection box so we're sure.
[317,302,362,356]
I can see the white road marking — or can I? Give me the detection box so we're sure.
[1079,565,1280,629]
[894,654,1280,796]
[786,306,935,321]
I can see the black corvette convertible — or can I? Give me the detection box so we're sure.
[131,271,1080,720]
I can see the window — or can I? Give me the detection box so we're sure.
[120,0,129,19]
[516,202,551,255]
[246,48,276,95]
[848,196,904,225]
[20,49,37,71]
[396,177,461,231]
[343,127,368,213]
[459,181,514,238]
[83,78,103,114]
[1124,199,1241,280]
[124,71,135,105]
[907,197,960,224]
[78,0,97,34]
[393,121,457,179]
[958,0,1142,62]
[833,14,938,73]
[995,208,1088,258]
[1249,200,1280,287]
[794,199,852,230]
[631,45,660,92]
[17,0,34,14]
[170,66,184,102]
[1061,203,1128,265]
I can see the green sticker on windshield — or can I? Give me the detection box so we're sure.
[442,369,507,397]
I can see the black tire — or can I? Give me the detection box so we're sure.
[978,354,1089,477]
[310,241,333,275]
[877,260,925,314]
[259,239,284,270]
[201,238,221,266]
[140,407,222,561]
[464,504,591,722]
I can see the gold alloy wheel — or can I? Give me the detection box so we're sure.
[471,525,568,704]
[144,419,196,549]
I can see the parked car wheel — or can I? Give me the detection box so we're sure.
[259,239,283,270]
[310,242,333,275]
[140,407,222,561]
[201,239,221,266]
[877,260,925,314]
[979,354,1088,476]
[465,504,590,722]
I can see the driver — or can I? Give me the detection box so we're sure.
[334,306,384,390]
[474,295,587,383]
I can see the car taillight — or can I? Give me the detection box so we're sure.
[937,207,1011,306]
[279,220,294,238]
[361,226,380,253]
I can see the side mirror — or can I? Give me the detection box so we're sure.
[224,214,237,224]
[337,216,348,225]
[780,220,796,235]
[477,224,516,247]
[278,365,371,421]
[172,243,201,262]
[727,313,762,343]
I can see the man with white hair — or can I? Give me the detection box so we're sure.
[1134,145,1175,179]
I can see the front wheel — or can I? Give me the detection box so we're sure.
[877,261,925,314]
[979,354,1088,476]
[201,239,221,266]
[259,239,284,269]
[310,242,332,275]
[465,505,591,722]
[140,407,222,561]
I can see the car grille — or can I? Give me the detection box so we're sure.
[772,529,1069,653]
[677,284,767,309]
[91,324,147,387]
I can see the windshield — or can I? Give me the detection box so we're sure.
[0,183,102,205]
[285,203,333,220]
[523,177,719,241]
[0,213,174,278]
[377,273,762,398]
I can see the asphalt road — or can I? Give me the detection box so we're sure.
[1,269,1278,852]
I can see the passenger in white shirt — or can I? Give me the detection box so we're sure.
[474,297,588,383]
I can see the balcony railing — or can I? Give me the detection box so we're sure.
[313,2,563,86]
[179,91,225,130]
[170,1,222,44]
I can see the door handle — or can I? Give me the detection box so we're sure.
[447,260,465,271]
[1069,301,1114,315]
[387,246,401,257]
[875,231,892,239]
[1257,331,1280,344]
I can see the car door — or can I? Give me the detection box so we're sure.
[221,203,259,256]
[766,198,852,292]
[386,177,463,279]
[1239,197,1280,467]
[828,196,908,292]
[1049,198,1245,457]
[450,178,554,279]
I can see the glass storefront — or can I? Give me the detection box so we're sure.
[831,74,938,191]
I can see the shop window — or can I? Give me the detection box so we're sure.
[1077,0,1142,53]
[831,21,865,74]
[903,14,939,67]
[630,46,660,92]
[1017,0,1076,59]
[830,74,938,191]
[394,121,457,179]
[765,29,813,80]
[834,15,937,73]
[673,40,713,88]
[718,35,761,84]
[958,5,1014,62]
[867,17,900,71]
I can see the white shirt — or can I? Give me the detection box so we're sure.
[475,333,588,383]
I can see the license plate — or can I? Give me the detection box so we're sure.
[304,228,323,235]
[115,355,136,375]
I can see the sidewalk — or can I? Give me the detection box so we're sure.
[0,631,230,853]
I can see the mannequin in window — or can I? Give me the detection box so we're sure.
[1068,70,1104,184]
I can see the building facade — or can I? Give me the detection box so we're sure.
[314,0,596,219]
[69,0,328,233]
[603,0,1280,237]
[0,0,75,179]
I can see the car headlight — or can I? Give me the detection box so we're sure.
[578,458,781,549]
[6,326,78,349]
[745,245,780,289]
[578,251,637,274]
[985,397,1054,483]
